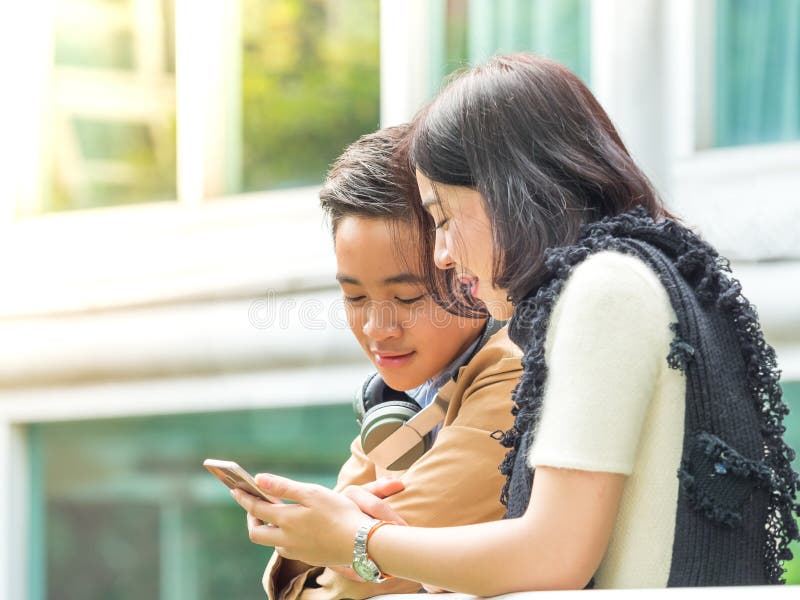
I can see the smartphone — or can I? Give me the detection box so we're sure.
[203,458,280,504]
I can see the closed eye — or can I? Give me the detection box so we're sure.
[396,294,425,305]
[434,218,450,231]
[344,295,366,304]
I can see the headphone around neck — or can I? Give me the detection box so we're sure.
[353,373,433,471]
[352,317,505,471]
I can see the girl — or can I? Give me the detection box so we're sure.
[233,53,799,592]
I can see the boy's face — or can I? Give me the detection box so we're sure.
[335,216,486,391]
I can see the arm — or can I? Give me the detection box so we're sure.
[262,352,520,598]
[243,252,670,595]
[373,355,520,527]
[368,467,625,595]
[234,466,624,595]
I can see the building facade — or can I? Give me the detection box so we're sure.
[0,1,798,598]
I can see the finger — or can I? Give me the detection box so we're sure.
[247,518,284,548]
[344,487,407,525]
[247,511,265,530]
[230,488,270,518]
[247,511,268,546]
[231,489,291,525]
[362,477,405,499]
[255,473,317,505]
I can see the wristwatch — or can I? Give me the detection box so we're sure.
[351,518,388,583]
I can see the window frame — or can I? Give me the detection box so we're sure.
[665,0,800,261]
[594,0,800,380]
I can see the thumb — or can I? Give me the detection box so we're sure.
[343,486,408,526]
[255,473,315,506]
[362,477,405,499]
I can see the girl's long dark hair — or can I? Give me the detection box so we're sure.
[410,53,672,304]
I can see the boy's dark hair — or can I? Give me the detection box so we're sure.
[410,52,673,305]
[320,125,418,232]
[321,125,487,318]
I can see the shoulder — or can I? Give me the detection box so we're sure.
[463,324,524,378]
[549,250,674,339]
[528,251,679,474]
[561,250,670,307]
[449,324,520,427]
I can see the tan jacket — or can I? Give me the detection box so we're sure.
[263,326,522,600]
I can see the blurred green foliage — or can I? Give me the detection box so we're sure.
[241,0,380,191]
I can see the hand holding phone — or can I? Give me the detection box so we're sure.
[203,458,280,504]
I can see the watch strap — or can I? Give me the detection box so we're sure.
[366,520,395,580]
[352,519,393,582]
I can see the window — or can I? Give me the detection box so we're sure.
[430,0,591,94]
[43,0,177,214]
[713,0,800,148]
[29,405,357,599]
[241,0,380,192]
[33,0,381,215]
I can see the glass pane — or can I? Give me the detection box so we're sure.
[73,119,156,162]
[240,0,381,192]
[41,0,177,213]
[55,26,135,70]
[715,0,800,147]
[30,405,357,599]
[431,0,591,95]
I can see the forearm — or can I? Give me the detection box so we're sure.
[367,517,580,596]
[239,466,623,595]
[368,468,624,596]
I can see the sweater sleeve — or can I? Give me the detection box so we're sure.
[527,251,674,475]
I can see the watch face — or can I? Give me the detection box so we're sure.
[352,556,381,582]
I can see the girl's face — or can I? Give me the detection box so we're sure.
[416,170,514,320]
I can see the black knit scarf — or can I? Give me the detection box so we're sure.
[498,207,800,586]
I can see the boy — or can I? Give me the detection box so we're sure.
[262,125,522,600]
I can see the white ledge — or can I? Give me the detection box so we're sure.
[0,289,365,388]
[0,187,335,318]
[372,585,797,599]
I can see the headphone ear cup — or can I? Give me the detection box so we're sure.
[353,372,382,426]
[355,373,414,421]
[361,400,430,471]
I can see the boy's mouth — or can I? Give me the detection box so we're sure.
[373,350,416,368]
